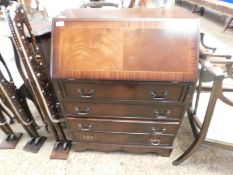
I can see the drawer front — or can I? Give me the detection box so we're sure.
[66,118,179,134]
[72,142,172,156]
[63,101,183,120]
[61,81,186,102]
[72,132,174,146]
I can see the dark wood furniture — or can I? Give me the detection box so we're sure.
[173,59,233,165]
[0,100,22,149]
[182,0,233,32]
[80,1,119,8]
[51,8,199,156]
[0,53,46,152]
[173,35,233,165]
[4,3,71,159]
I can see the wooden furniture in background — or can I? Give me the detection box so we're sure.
[182,0,233,32]
[0,66,46,152]
[80,0,119,8]
[173,35,233,165]
[0,52,47,152]
[51,8,199,156]
[5,3,71,159]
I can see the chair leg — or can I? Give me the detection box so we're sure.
[223,17,233,32]
[173,73,223,165]
[192,4,205,16]
[173,135,204,166]
[187,108,199,138]
[200,7,205,16]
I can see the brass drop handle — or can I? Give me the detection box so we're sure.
[77,88,94,98]
[75,107,90,116]
[150,138,160,145]
[152,127,167,134]
[78,123,92,131]
[151,90,168,100]
[154,109,171,119]
[82,133,94,140]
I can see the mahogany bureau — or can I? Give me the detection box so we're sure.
[51,8,199,156]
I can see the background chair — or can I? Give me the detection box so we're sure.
[173,33,233,165]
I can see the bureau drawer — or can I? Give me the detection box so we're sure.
[66,118,179,134]
[71,132,174,146]
[72,142,173,156]
[63,101,183,121]
[61,81,186,102]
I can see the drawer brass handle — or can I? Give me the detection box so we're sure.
[150,138,160,145]
[82,133,94,140]
[77,89,94,98]
[152,127,167,134]
[75,107,90,116]
[151,90,168,100]
[154,109,171,119]
[78,123,92,131]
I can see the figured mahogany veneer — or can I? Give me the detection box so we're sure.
[51,8,199,156]
[51,8,199,82]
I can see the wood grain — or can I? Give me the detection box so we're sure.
[72,142,172,156]
[71,131,174,145]
[63,101,183,120]
[51,8,199,81]
[61,80,186,102]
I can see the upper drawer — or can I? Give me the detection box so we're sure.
[60,81,187,102]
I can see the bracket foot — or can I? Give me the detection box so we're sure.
[0,132,22,149]
[23,136,47,153]
[50,140,71,160]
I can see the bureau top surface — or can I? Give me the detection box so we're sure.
[51,8,199,82]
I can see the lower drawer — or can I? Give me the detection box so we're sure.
[71,132,174,146]
[73,142,172,156]
[66,117,179,135]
